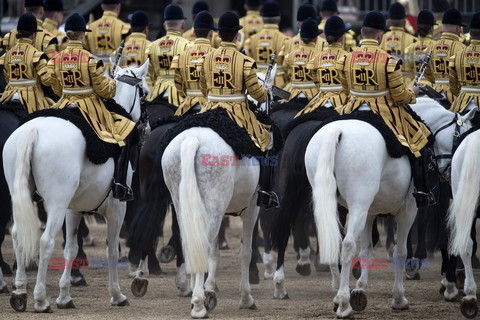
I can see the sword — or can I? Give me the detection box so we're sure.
[111,39,125,76]
[264,52,276,114]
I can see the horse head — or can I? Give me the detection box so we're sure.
[411,97,477,180]
[112,59,150,123]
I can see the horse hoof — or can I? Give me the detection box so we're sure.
[131,278,148,297]
[71,276,87,287]
[10,292,27,312]
[249,270,260,285]
[461,299,478,319]
[0,285,9,294]
[249,303,257,310]
[456,270,466,290]
[148,263,163,275]
[117,298,129,307]
[350,290,367,312]
[158,245,176,263]
[204,291,217,311]
[352,264,361,280]
[35,305,53,313]
[57,300,76,309]
[296,263,311,276]
[405,271,420,280]
[219,240,229,250]
[333,303,339,312]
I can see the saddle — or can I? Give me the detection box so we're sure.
[158,108,282,158]
[20,99,138,165]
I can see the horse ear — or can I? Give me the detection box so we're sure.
[138,58,149,77]
[461,107,477,124]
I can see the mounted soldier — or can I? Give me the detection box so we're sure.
[404,10,436,87]
[245,0,288,88]
[85,0,130,75]
[183,0,209,41]
[47,13,136,201]
[2,0,58,59]
[197,11,278,208]
[43,0,68,51]
[283,18,321,102]
[116,10,153,88]
[146,3,190,106]
[295,16,349,117]
[240,0,264,41]
[318,0,356,52]
[336,11,434,207]
[0,13,54,113]
[426,8,466,104]
[380,2,418,86]
[171,10,215,116]
[449,12,480,114]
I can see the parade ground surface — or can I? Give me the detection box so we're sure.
[1,217,478,319]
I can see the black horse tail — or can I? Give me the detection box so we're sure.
[269,122,321,251]
[126,140,171,251]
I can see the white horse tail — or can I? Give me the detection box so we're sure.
[12,127,40,266]
[313,126,342,265]
[448,136,480,256]
[178,136,209,274]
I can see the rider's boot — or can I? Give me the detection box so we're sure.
[256,148,279,209]
[410,148,435,208]
[112,136,134,202]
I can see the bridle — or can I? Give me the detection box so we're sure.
[429,112,465,182]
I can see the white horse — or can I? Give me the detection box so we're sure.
[447,122,480,319]
[304,97,475,318]
[161,127,260,318]
[2,60,149,312]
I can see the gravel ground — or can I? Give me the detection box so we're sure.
[0,216,477,319]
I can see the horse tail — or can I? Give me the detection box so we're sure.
[270,123,320,251]
[178,136,208,274]
[447,136,480,256]
[313,126,342,265]
[11,127,40,266]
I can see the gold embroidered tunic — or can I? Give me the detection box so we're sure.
[336,39,430,157]
[0,38,53,113]
[245,24,289,88]
[85,11,131,74]
[197,41,270,151]
[146,30,190,105]
[2,19,58,59]
[283,40,320,101]
[295,42,348,117]
[43,18,68,51]
[380,26,418,85]
[403,35,435,86]
[47,40,135,146]
[427,32,465,103]
[114,32,154,89]
[449,39,480,113]
[239,10,264,41]
[171,38,214,116]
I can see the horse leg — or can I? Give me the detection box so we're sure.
[460,235,478,318]
[56,211,82,309]
[10,223,29,312]
[0,262,7,294]
[391,201,416,311]
[260,210,275,279]
[334,207,367,318]
[386,215,396,260]
[248,221,260,284]
[239,202,258,310]
[34,207,67,313]
[356,216,376,291]
[105,203,128,306]
[444,254,460,301]
[218,217,229,250]
[293,214,311,277]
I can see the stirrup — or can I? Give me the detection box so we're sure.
[112,181,134,202]
[257,190,279,209]
[412,189,436,208]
